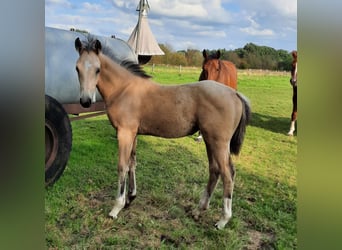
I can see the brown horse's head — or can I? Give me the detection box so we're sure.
[75,37,102,108]
[199,49,238,90]
[290,50,297,87]
[199,49,221,81]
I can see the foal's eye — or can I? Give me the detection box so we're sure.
[96,68,100,74]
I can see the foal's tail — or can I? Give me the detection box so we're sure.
[230,92,251,155]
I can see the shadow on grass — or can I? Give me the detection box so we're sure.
[250,112,295,135]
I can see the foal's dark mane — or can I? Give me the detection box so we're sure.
[120,60,151,79]
[81,35,151,79]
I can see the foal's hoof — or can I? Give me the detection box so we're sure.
[109,201,125,219]
[214,221,226,230]
[191,209,201,221]
[108,212,117,219]
[215,216,230,230]
[124,195,136,208]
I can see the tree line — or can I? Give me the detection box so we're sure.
[149,42,294,71]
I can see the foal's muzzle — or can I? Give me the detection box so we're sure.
[80,96,92,108]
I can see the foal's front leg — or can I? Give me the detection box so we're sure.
[125,137,137,208]
[109,129,136,219]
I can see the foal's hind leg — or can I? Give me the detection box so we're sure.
[199,168,219,210]
[198,142,220,210]
[216,155,236,229]
[109,129,136,219]
[196,140,234,229]
[193,142,219,220]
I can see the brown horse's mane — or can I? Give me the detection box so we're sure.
[292,50,297,63]
[80,35,151,79]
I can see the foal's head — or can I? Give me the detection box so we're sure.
[290,50,297,87]
[75,37,102,108]
[199,49,221,81]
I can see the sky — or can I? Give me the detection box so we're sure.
[45,0,297,52]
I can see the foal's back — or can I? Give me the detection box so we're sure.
[137,80,242,139]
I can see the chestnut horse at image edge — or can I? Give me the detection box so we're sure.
[74,36,251,229]
[288,51,297,136]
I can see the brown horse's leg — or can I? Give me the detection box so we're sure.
[125,136,137,208]
[288,111,297,135]
[109,129,136,219]
[288,87,297,136]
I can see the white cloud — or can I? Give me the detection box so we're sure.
[240,15,274,36]
[81,2,103,12]
[45,0,72,8]
[153,0,207,18]
[238,0,296,18]
[45,0,297,51]
[267,0,297,18]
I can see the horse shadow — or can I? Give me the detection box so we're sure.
[250,112,292,135]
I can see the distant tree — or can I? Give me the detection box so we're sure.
[170,52,187,65]
[185,49,202,66]
[221,50,240,67]
[149,43,173,65]
[148,42,293,70]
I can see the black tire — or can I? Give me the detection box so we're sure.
[45,95,72,186]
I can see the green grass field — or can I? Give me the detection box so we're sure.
[45,65,297,249]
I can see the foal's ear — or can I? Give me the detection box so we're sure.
[75,37,83,54]
[202,49,208,59]
[94,39,102,54]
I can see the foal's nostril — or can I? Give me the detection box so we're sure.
[80,97,92,108]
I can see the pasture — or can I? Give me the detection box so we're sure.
[45,65,297,249]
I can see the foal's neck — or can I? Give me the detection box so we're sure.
[97,54,139,104]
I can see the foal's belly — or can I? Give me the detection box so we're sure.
[138,115,198,138]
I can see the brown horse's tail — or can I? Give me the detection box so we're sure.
[230,92,251,155]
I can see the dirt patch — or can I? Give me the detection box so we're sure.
[246,230,276,250]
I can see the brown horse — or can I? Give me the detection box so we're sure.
[288,51,297,136]
[199,49,238,90]
[74,36,251,229]
[196,50,238,141]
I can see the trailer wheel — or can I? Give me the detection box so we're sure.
[45,95,72,186]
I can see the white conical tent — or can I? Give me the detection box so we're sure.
[127,0,164,57]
